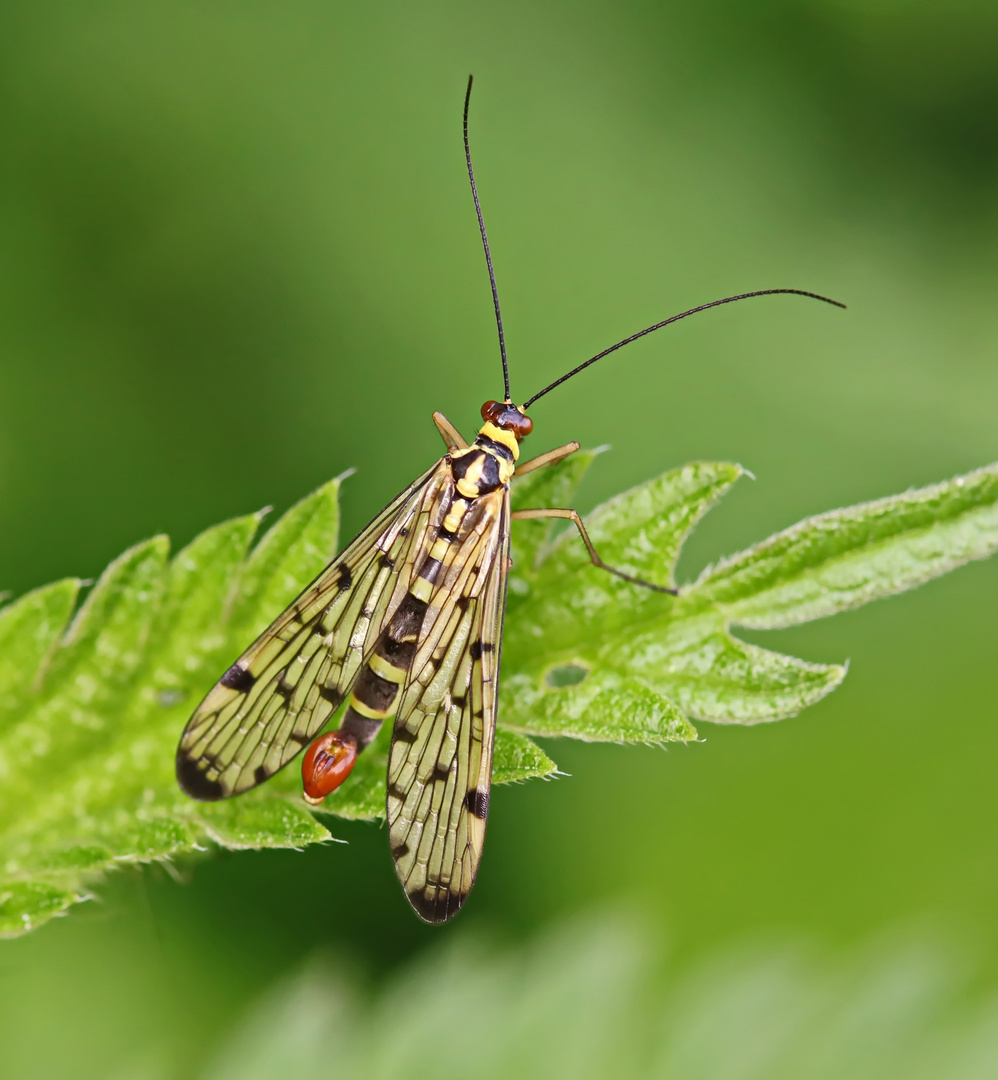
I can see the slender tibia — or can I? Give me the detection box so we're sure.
[510,506,678,594]
[514,441,580,477]
[433,411,469,451]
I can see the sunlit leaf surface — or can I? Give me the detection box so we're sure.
[2,455,998,935]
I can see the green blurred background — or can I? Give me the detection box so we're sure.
[2,0,998,1075]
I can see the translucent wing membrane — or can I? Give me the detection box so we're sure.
[179,448,513,924]
[176,462,450,799]
[387,488,510,922]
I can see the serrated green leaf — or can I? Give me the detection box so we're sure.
[0,579,80,731]
[493,728,558,781]
[501,462,747,737]
[0,471,552,932]
[503,668,697,742]
[0,484,348,936]
[2,451,997,936]
[0,880,83,937]
[617,614,846,724]
[505,463,743,660]
[197,799,332,850]
[689,462,998,629]
[0,539,170,825]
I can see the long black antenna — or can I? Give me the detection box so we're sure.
[522,288,845,408]
[464,76,510,401]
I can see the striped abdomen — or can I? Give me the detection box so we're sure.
[301,497,471,802]
[339,589,427,748]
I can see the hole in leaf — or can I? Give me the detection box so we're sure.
[545,663,589,689]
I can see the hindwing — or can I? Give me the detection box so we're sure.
[386,487,510,922]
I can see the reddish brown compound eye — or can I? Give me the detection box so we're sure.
[513,411,533,437]
[301,730,358,805]
[481,400,503,424]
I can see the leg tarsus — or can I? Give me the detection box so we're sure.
[510,506,678,594]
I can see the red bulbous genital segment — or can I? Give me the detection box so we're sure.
[301,730,358,806]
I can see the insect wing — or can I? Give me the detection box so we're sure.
[176,461,449,800]
[387,489,510,922]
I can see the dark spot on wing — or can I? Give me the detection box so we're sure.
[392,722,417,744]
[254,765,269,785]
[337,562,352,591]
[407,886,467,924]
[220,664,255,691]
[318,685,343,706]
[464,788,489,819]
[176,753,225,801]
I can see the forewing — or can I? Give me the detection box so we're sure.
[177,461,450,800]
[387,489,510,923]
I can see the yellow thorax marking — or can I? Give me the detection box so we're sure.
[479,421,520,460]
[495,455,515,486]
[456,455,486,498]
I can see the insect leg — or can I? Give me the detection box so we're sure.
[514,441,580,477]
[433,411,469,451]
[510,506,678,594]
